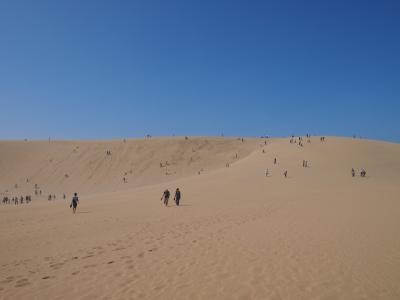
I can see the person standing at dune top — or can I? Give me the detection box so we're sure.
[70,193,79,214]
[174,188,181,206]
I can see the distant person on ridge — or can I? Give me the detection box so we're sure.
[174,188,181,206]
[70,193,79,214]
[161,189,170,206]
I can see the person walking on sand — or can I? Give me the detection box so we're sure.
[70,193,79,214]
[351,168,355,177]
[284,170,288,178]
[174,188,181,206]
[161,189,170,207]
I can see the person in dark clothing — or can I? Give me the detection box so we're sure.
[70,193,79,214]
[161,189,170,206]
[351,168,355,177]
[174,188,181,206]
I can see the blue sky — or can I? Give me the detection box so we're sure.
[0,0,399,141]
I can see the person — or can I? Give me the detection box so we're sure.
[360,169,366,177]
[274,158,277,164]
[161,189,170,206]
[284,170,288,178]
[70,193,79,214]
[351,168,355,177]
[174,188,181,206]
[265,169,269,177]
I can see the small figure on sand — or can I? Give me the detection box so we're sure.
[70,193,79,214]
[360,169,367,177]
[174,188,181,206]
[284,170,288,178]
[351,168,355,177]
[161,189,170,206]
[274,158,277,164]
[265,169,269,177]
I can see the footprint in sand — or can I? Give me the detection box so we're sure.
[107,261,114,264]
[49,262,64,270]
[113,247,125,251]
[15,278,30,288]
[0,276,15,284]
[71,271,80,275]
[83,264,97,269]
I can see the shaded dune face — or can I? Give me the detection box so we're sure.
[1,137,400,300]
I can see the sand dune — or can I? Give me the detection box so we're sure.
[0,137,258,197]
[1,136,400,299]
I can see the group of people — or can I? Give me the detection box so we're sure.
[2,195,32,205]
[48,194,66,201]
[161,188,181,206]
[352,168,367,177]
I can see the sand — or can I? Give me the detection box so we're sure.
[1,136,400,299]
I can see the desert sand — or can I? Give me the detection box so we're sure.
[1,136,400,299]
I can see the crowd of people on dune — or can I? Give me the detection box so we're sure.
[352,168,367,177]
[2,135,369,214]
[2,195,32,205]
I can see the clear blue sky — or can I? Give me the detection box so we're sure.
[1,0,399,141]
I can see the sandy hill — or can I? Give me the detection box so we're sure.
[0,137,259,198]
[1,136,400,299]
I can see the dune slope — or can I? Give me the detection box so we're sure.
[1,136,400,300]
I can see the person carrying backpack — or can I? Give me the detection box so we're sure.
[161,189,170,206]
